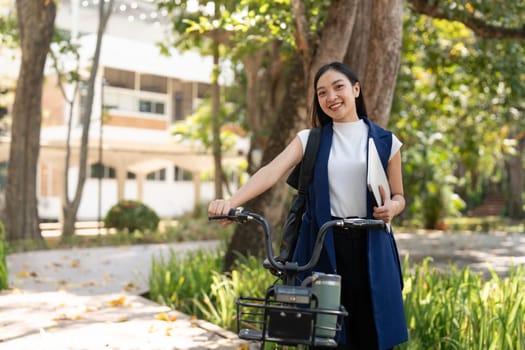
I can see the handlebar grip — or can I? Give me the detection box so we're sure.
[343,218,385,229]
[208,207,248,222]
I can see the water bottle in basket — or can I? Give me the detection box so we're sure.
[302,272,341,338]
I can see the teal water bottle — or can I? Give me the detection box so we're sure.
[311,272,341,338]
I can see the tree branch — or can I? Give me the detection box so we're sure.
[407,0,525,40]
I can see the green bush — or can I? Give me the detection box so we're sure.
[103,199,160,233]
[0,223,8,290]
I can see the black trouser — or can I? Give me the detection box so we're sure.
[313,226,379,350]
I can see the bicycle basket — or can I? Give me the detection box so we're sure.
[236,294,347,347]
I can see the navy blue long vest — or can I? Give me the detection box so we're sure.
[292,118,408,349]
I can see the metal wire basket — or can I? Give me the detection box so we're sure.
[236,286,347,347]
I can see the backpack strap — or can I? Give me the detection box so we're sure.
[275,128,321,265]
[286,128,321,191]
[297,128,321,195]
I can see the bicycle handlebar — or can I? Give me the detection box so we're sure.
[209,207,385,275]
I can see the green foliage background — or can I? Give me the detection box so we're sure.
[159,0,525,228]
[390,6,525,227]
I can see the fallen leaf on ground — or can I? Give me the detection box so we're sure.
[16,271,30,278]
[123,282,138,291]
[154,312,177,322]
[81,281,99,287]
[53,313,83,321]
[85,305,98,312]
[107,296,128,307]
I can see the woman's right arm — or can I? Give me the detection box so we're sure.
[208,135,304,216]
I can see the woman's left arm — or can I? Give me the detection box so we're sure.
[373,150,405,223]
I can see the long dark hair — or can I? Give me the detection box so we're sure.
[311,62,368,127]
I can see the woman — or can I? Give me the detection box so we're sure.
[208,62,408,349]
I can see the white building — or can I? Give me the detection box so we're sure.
[0,0,244,222]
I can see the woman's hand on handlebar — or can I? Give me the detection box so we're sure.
[208,199,234,225]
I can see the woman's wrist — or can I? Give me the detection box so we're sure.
[391,194,405,216]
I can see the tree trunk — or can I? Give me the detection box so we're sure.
[296,0,359,111]
[5,0,56,242]
[211,41,224,199]
[362,0,404,127]
[223,56,306,270]
[61,0,113,237]
[243,50,265,173]
[344,1,373,81]
[506,131,524,219]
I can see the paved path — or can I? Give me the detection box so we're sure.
[2,241,248,350]
[395,231,525,277]
[1,231,524,349]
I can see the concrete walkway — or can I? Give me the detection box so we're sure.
[1,231,524,349]
[395,230,525,277]
[1,240,248,350]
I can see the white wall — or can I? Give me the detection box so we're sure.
[38,177,217,221]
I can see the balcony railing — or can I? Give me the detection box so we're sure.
[103,85,169,119]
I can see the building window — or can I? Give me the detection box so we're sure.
[174,166,192,181]
[139,99,165,115]
[127,171,136,179]
[147,168,166,181]
[90,162,116,179]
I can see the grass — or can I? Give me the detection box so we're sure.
[149,249,275,331]
[401,257,525,349]
[149,247,525,349]
[0,223,7,290]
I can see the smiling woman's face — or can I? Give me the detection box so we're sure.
[316,69,360,123]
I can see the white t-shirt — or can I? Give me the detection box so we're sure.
[298,120,402,218]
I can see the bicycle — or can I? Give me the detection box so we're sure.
[209,207,386,349]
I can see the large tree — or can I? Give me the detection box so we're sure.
[224,0,525,267]
[5,0,56,243]
[223,0,404,269]
[171,0,523,246]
